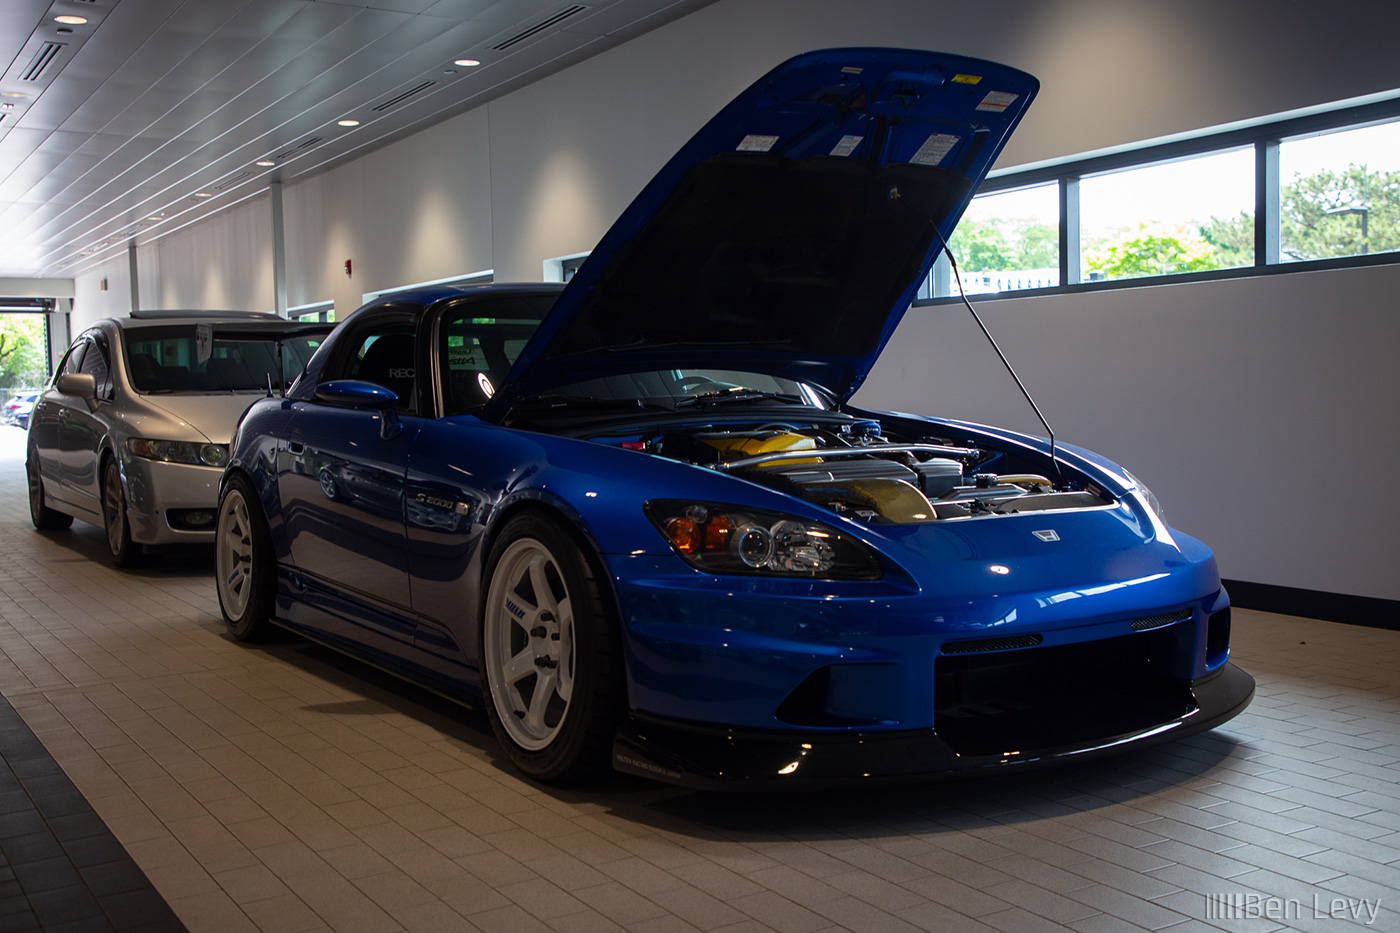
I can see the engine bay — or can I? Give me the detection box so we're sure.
[590,417,1115,525]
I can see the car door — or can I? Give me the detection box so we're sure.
[29,340,84,494]
[278,309,424,655]
[58,330,115,512]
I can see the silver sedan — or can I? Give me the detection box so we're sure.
[27,311,329,566]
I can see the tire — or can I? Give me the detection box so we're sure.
[101,458,144,567]
[480,513,623,782]
[215,473,277,642]
[27,454,73,531]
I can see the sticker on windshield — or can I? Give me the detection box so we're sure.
[829,135,864,157]
[952,74,982,85]
[195,323,213,365]
[736,134,779,152]
[910,133,960,166]
[976,91,1019,113]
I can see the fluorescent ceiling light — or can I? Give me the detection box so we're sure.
[453,59,480,67]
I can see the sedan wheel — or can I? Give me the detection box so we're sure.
[102,458,142,566]
[27,455,72,530]
[481,514,621,781]
[215,474,276,641]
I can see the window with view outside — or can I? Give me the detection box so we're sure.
[943,183,1059,295]
[1081,148,1254,282]
[1275,119,1400,263]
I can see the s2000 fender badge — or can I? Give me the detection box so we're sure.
[1032,529,1060,542]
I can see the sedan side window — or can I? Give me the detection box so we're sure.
[56,341,86,381]
[79,336,113,399]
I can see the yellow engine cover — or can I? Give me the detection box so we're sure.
[701,431,819,463]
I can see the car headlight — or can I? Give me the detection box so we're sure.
[646,500,882,580]
[1121,468,1164,521]
[126,438,228,467]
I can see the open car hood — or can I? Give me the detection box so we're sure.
[494,48,1037,407]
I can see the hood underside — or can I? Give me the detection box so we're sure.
[496,48,1037,407]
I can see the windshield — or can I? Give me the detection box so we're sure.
[524,369,828,409]
[124,326,325,393]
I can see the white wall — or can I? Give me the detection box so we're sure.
[855,265,1400,601]
[69,0,1400,600]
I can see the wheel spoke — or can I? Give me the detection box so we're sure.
[524,667,558,732]
[501,647,537,686]
[527,556,557,618]
[554,595,574,703]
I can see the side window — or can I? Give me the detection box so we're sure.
[56,341,86,381]
[340,326,419,414]
[79,335,113,399]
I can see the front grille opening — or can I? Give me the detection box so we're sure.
[934,627,1196,757]
[1207,607,1231,667]
[942,633,1042,655]
[1133,608,1193,631]
[776,663,903,727]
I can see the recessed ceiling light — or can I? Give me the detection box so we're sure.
[453,59,481,67]
[255,160,275,167]
[193,192,212,198]
[54,14,87,25]
[337,119,360,127]
[0,104,13,111]
[147,214,165,220]
[1,92,28,99]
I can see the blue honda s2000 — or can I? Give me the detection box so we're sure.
[217,48,1253,787]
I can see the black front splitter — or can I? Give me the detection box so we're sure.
[612,662,1256,790]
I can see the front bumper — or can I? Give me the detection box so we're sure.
[121,456,223,544]
[611,662,1255,789]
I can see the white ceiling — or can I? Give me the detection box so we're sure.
[0,0,713,280]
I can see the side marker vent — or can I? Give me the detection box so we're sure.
[1132,608,1193,632]
[941,633,1043,655]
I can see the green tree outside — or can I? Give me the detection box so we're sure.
[0,315,50,390]
[954,163,1397,286]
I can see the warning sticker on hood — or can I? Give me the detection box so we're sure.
[976,91,1019,113]
[736,134,779,152]
[829,135,864,157]
[910,133,960,167]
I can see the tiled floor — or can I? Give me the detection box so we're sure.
[1,426,1397,932]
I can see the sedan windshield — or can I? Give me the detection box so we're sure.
[124,326,325,393]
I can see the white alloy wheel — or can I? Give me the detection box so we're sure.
[483,537,577,751]
[215,475,275,641]
[217,487,255,620]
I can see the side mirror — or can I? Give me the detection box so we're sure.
[313,380,404,440]
[55,373,97,400]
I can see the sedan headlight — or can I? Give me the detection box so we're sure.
[126,438,229,467]
[646,500,881,580]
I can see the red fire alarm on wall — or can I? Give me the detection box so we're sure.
[344,259,352,278]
